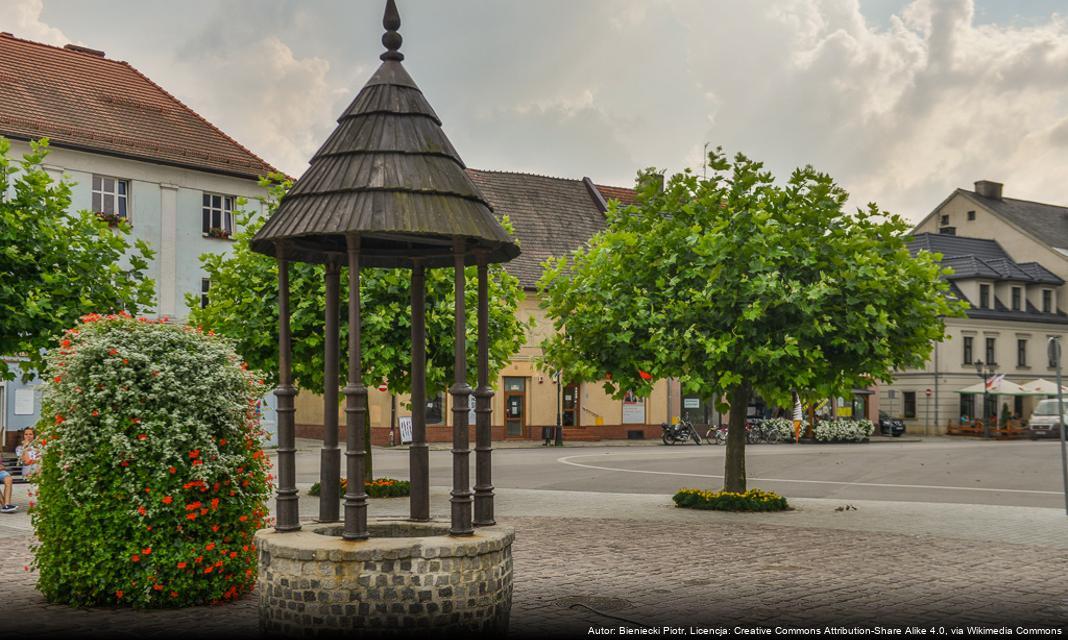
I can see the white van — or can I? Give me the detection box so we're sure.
[1028,399,1066,439]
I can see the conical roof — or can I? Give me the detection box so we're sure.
[251,0,519,268]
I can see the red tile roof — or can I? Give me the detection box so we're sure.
[594,184,638,206]
[0,33,275,179]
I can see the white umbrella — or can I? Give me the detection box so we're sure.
[1019,378,1068,396]
[957,379,1027,395]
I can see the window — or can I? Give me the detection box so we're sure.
[200,278,210,309]
[1043,289,1053,313]
[985,337,996,364]
[939,226,956,235]
[1050,338,1060,369]
[903,392,916,419]
[1011,287,1021,311]
[92,175,129,220]
[963,336,973,364]
[967,210,976,221]
[979,284,990,309]
[959,394,974,421]
[202,193,235,237]
[426,393,444,424]
[940,214,949,225]
[1017,339,1027,367]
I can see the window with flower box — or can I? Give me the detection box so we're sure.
[92,175,130,225]
[202,193,235,239]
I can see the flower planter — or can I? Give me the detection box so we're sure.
[256,519,514,637]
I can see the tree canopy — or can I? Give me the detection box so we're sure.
[0,138,155,381]
[187,175,530,399]
[539,148,964,491]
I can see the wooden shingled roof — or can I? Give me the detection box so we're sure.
[0,33,275,180]
[251,1,519,268]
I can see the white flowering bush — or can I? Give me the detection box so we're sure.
[814,419,874,443]
[32,313,272,607]
[760,418,802,441]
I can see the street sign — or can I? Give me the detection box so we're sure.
[925,388,932,397]
[398,416,413,444]
[377,382,388,392]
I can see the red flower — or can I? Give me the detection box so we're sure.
[210,498,219,510]
[229,552,237,559]
[239,515,248,522]
[137,434,147,441]
[60,339,71,348]
[177,561,187,569]
[161,496,173,505]
[131,418,141,424]
[170,591,179,598]
[218,438,228,446]
[137,506,147,516]
[192,459,203,466]
[168,466,177,474]
[186,512,197,521]
[53,376,62,383]
[142,547,151,555]
[153,584,163,591]
[204,566,214,574]
[144,487,151,493]
[194,555,203,564]
[109,348,119,356]
[120,460,130,467]
[205,542,216,551]
[188,450,200,459]
[186,501,202,511]
[211,524,219,532]
[131,554,140,563]
[91,410,100,417]
[115,590,124,599]
[54,414,65,424]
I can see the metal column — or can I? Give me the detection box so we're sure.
[342,235,369,540]
[473,253,495,526]
[450,239,474,536]
[409,262,430,521]
[274,244,300,532]
[319,261,341,522]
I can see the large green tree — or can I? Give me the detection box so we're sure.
[0,138,155,380]
[539,148,964,492]
[188,175,529,479]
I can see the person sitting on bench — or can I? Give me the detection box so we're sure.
[15,427,40,478]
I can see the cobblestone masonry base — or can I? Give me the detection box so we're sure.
[255,519,514,637]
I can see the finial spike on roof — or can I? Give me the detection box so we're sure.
[381,0,404,61]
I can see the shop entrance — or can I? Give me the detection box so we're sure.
[504,377,526,436]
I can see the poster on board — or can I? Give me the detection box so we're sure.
[622,390,645,424]
[14,388,34,415]
[398,416,413,444]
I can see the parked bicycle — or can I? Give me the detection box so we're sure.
[705,418,790,445]
[661,420,702,445]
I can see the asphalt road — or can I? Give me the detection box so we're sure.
[292,438,1068,509]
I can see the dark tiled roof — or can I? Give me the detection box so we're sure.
[0,33,275,179]
[908,233,1010,262]
[466,169,610,289]
[966,189,1068,250]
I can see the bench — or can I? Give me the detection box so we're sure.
[947,421,983,436]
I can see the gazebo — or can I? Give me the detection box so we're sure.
[251,1,519,634]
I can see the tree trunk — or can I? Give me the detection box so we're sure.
[364,408,374,482]
[723,384,750,493]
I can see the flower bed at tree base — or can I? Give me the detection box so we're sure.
[673,488,789,512]
[307,477,411,498]
[256,519,513,638]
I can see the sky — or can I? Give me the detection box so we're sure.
[5,0,1068,222]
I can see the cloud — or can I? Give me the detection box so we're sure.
[1,0,70,45]
[167,34,356,177]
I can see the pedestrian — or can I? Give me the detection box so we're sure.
[16,427,40,478]
[542,426,553,446]
[0,457,16,513]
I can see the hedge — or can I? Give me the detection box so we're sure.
[32,314,272,607]
[672,488,789,512]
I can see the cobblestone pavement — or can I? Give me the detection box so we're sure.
[2,510,1066,638]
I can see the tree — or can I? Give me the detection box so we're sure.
[0,138,155,381]
[188,175,529,480]
[539,148,964,492]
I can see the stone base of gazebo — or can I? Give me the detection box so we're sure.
[255,519,514,637]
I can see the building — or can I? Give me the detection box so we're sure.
[883,180,1068,433]
[0,33,276,445]
[293,170,682,444]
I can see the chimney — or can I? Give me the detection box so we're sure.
[64,43,106,58]
[974,180,1003,200]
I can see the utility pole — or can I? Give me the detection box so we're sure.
[1049,337,1068,516]
[554,370,564,447]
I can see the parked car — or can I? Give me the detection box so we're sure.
[878,411,905,437]
[1026,399,1065,439]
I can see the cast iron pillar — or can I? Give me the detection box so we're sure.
[319,261,341,522]
[473,253,495,526]
[409,261,430,521]
[343,235,369,540]
[274,245,300,532]
[450,238,474,536]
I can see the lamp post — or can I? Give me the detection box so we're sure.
[973,359,997,439]
[1047,337,1068,516]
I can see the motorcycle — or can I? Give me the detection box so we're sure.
[661,420,702,445]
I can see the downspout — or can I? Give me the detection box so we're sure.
[934,341,940,437]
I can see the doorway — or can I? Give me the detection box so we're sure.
[562,382,580,427]
[503,377,526,436]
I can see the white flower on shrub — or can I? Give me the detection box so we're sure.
[814,419,874,442]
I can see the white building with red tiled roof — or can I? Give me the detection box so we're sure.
[0,32,275,322]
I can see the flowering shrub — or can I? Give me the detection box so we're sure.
[32,313,272,608]
[308,477,411,499]
[760,418,805,441]
[814,419,874,443]
[672,488,789,512]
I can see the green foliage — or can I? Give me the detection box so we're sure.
[187,174,529,397]
[672,488,789,512]
[0,138,155,381]
[308,477,411,499]
[538,147,965,406]
[32,314,272,607]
